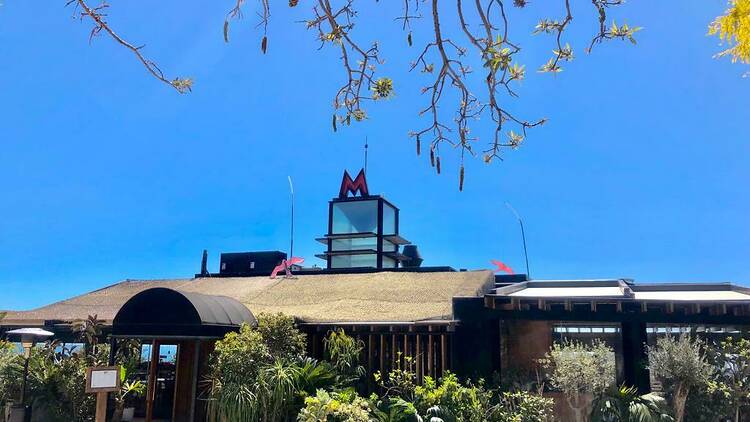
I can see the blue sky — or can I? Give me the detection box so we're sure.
[0,1,748,310]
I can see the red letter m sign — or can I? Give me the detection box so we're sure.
[339,169,369,198]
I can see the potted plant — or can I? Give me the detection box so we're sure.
[112,367,146,422]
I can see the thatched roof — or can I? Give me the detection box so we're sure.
[2,270,494,326]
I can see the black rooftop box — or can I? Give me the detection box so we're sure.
[219,251,287,276]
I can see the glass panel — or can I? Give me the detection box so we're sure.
[382,256,397,268]
[383,203,396,234]
[332,200,378,234]
[331,254,377,268]
[382,240,396,252]
[331,237,377,251]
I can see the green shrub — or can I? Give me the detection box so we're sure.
[539,339,616,421]
[590,385,672,422]
[256,312,307,362]
[297,389,372,422]
[496,391,555,422]
[647,335,714,422]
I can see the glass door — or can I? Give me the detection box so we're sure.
[136,342,179,421]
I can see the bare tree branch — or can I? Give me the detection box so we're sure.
[69,0,191,93]
[63,0,638,190]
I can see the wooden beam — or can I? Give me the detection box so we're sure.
[485,296,495,309]
[380,334,385,375]
[145,340,159,422]
[415,334,422,383]
[440,334,447,376]
[427,335,434,379]
[392,333,398,368]
[368,334,375,376]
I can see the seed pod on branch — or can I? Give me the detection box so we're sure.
[430,147,435,167]
[332,114,337,132]
[261,36,268,54]
[416,138,421,156]
[223,21,229,43]
[436,157,441,175]
[459,165,465,191]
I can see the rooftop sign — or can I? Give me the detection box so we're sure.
[339,169,369,198]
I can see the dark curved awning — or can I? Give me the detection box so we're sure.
[113,287,256,338]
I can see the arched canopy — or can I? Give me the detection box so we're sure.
[113,287,256,338]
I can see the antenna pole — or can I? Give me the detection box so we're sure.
[506,203,530,278]
[364,136,368,175]
[288,176,295,260]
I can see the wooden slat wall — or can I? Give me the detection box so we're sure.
[304,325,453,390]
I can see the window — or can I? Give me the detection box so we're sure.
[331,254,377,268]
[331,236,378,251]
[382,256,397,268]
[383,203,396,234]
[332,200,378,234]
[382,240,396,252]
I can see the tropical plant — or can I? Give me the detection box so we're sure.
[295,357,338,398]
[324,328,366,387]
[0,340,22,407]
[647,334,715,422]
[369,396,420,422]
[375,355,419,403]
[297,388,372,422]
[206,322,298,421]
[71,314,105,355]
[495,391,555,422]
[590,385,672,422]
[256,312,308,362]
[539,339,616,421]
[206,317,366,421]
[111,366,146,422]
[707,337,750,422]
[413,373,499,422]
[24,342,96,422]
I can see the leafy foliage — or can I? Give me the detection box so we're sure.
[298,389,373,422]
[705,337,750,421]
[539,339,616,421]
[256,312,308,362]
[324,328,366,387]
[709,0,750,73]
[494,391,556,422]
[0,340,21,408]
[591,385,673,422]
[647,335,714,422]
[539,339,616,396]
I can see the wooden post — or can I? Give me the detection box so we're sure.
[415,334,422,383]
[392,333,397,368]
[367,334,375,374]
[427,335,434,378]
[404,334,409,359]
[368,334,375,391]
[146,340,160,422]
[379,334,386,375]
[95,392,107,422]
[440,334,447,376]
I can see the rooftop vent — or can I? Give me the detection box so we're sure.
[401,245,423,268]
[219,251,287,276]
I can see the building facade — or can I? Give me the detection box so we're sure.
[2,170,749,421]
